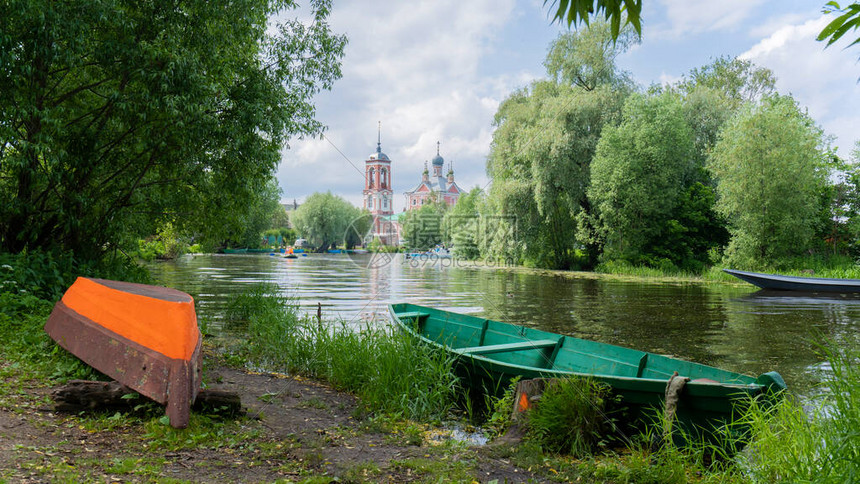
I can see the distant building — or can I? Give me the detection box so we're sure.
[362,125,399,246]
[404,142,462,211]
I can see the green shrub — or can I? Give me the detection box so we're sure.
[525,377,620,456]
[0,250,150,300]
[0,292,99,382]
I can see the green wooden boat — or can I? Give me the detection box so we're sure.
[223,248,247,254]
[389,303,786,439]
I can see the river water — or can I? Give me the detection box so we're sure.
[147,253,860,398]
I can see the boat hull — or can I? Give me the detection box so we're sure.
[723,269,860,292]
[44,278,202,428]
[389,303,786,441]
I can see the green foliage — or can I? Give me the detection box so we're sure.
[443,187,484,259]
[485,23,634,270]
[485,377,521,438]
[228,284,459,421]
[679,56,777,107]
[401,199,447,251]
[727,339,860,483]
[0,250,149,299]
[818,2,860,53]
[0,292,99,383]
[135,223,188,261]
[525,377,619,456]
[544,21,637,91]
[708,95,830,268]
[0,0,345,263]
[545,0,643,40]
[290,192,367,251]
[588,91,700,268]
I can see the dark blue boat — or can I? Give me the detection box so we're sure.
[723,269,860,293]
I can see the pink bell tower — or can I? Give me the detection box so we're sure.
[362,122,396,245]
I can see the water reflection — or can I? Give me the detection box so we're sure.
[146,253,860,398]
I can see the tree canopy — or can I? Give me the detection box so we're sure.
[0,0,346,261]
[290,192,365,251]
[708,96,830,267]
[587,91,699,267]
[486,24,632,269]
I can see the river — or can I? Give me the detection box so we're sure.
[147,252,860,398]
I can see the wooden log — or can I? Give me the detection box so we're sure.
[51,380,242,416]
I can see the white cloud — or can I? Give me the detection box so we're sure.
[740,15,860,157]
[277,0,520,210]
[658,72,682,86]
[651,0,766,38]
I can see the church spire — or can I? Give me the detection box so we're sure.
[377,121,382,153]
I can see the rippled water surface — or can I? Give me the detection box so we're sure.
[147,253,860,397]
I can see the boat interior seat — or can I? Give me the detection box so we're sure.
[456,339,558,356]
[397,311,430,323]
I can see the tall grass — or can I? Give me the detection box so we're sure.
[524,377,621,457]
[227,284,459,421]
[724,340,860,483]
[595,260,702,279]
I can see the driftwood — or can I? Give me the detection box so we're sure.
[52,380,242,416]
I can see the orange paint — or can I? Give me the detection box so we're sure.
[61,277,199,361]
[517,392,530,412]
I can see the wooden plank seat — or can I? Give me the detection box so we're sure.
[456,339,559,356]
[397,311,430,320]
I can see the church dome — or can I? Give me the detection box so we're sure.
[369,150,390,162]
[431,153,444,166]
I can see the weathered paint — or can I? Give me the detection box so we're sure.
[44,278,202,428]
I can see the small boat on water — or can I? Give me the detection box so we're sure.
[390,303,786,440]
[223,248,247,254]
[723,269,860,293]
[44,277,202,428]
[405,246,452,260]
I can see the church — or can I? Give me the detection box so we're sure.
[361,129,463,246]
[403,142,462,211]
[362,130,398,246]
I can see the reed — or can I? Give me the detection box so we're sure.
[228,285,459,421]
[723,340,860,483]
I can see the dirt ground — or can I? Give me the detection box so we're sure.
[0,363,545,483]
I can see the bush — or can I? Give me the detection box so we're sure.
[0,292,99,382]
[525,377,620,456]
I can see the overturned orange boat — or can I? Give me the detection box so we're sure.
[44,277,202,428]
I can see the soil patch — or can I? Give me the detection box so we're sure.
[0,363,545,483]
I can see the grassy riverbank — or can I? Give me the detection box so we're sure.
[453,254,860,287]
[1,263,859,481]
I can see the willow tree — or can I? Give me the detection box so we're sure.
[708,95,830,267]
[0,0,346,261]
[485,23,634,269]
[290,192,363,252]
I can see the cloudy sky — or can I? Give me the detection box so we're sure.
[277,0,860,211]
